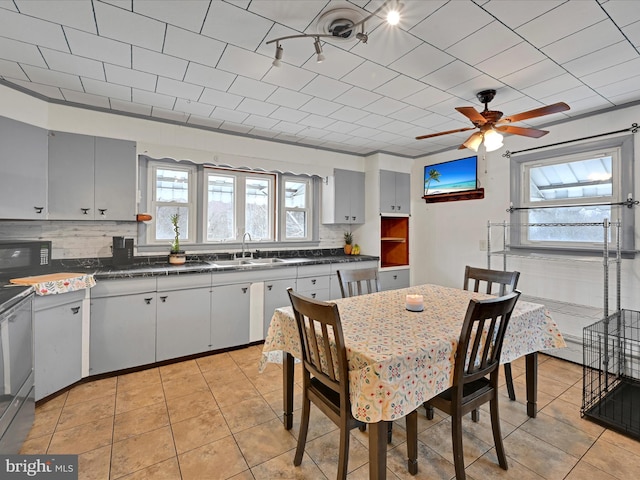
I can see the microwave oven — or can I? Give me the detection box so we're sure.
[0,240,52,274]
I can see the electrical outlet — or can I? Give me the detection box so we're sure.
[479,239,487,251]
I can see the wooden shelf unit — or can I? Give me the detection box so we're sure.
[381,216,409,268]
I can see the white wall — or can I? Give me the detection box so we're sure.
[410,103,640,311]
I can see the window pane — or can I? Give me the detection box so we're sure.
[528,206,611,242]
[156,206,189,242]
[529,156,612,202]
[285,181,306,208]
[207,175,235,241]
[156,168,189,203]
[286,211,306,238]
[246,178,270,238]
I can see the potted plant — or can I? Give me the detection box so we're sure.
[169,212,186,265]
[343,231,353,255]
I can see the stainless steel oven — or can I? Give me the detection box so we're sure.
[0,241,52,275]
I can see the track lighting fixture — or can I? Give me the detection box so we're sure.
[267,0,402,67]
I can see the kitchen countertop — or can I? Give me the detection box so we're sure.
[0,284,34,312]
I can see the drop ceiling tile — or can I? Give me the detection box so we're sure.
[582,57,640,89]
[0,8,69,51]
[133,46,188,80]
[362,97,405,115]
[266,87,312,109]
[248,0,325,31]
[110,98,152,116]
[333,86,381,108]
[391,0,446,29]
[421,61,483,91]
[134,0,211,32]
[249,127,280,139]
[349,24,422,66]
[82,77,131,101]
[0,1,18,11]
[236,98,278,117]
[242,114,279,129]
[94,1,165,51]
[132,88,176,109]
[15,0,96,34]
[199,88,243,109]
[156,76,203,101]
[325,131,356,143]
[174,98,214,116]
[607,89,640,106]
[389,43,454,80]
[411,112,456,130]
[374,75,426,101]
[105,64,156,91]
[483,0,564,29]
[622,21,640,49]
[202,1,273,51]
[324,120,360,134]
[187,116,224,129]
[389,105,429,122]
[65,27,131,68]
[220,122,253,134]
[446,22,522,66]
[211,107,250,123]
[522,74,583,101]
[299,127,330,139]
[217,45,272,80]
[542,20,625,65]
[151,107,189,122]
[539,85,599,105]
[563,41,638,77]
[562,96,613,115]
[61,88,110,108]
[301,43,364,80]
[501,59,566,90]
[299,97,342,116]
[350,125,382,139]
[403,87,451,110]
[184,63,235,91]
[269,106,308,123]
[378,119,423,136]
[476,42,546,79]
[598,74,640,99]
[300,75,351,100]
[298,114,334,128]
[600,0,640,28]
[340,61,398,90]
[272,121,306,134]
[163,26,226,68]
[354,113,393,129]
[446,75,505,100]
[409,1,493,50]
[0,59,29,81]
[22,64,82,90]
[40,47,105,81]
[5,78,64,99]
[228,75,277,101]
[0,37,47,67]
[262,63,317,92]
[516,1,607,48]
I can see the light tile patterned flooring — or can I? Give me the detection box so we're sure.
[21,345,640,479]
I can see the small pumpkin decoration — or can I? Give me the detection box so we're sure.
[343,231,353,255]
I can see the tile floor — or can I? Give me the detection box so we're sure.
[20,346,640,480]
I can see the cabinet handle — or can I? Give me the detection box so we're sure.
[241,287,248,293]
[311,293,316,298]
[71,306,80,314]
[397,205,401,210]
[98,208,107,216]
[393,275,397,280]
[267,285,273,291]
[144,297,153,304]
[352,216,356,221]
[311,279,316,285]
[34,206,44,214]
[345,215,349,221]
[391,205,395,210]
[160,296,168,303]
[81,208,90,215]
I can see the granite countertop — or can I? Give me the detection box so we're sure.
[0,284,33,313]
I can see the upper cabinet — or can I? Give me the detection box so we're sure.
[322,168,365,224]
[48,132,137,220]
[380,170,410,214]
[0,117,48,219]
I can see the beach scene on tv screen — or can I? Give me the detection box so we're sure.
[424,156,477,196]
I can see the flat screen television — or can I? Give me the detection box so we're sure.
[423,155,478,196]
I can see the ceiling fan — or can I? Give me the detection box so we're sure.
[415,89,570,152]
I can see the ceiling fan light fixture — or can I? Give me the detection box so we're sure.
[463,132,482,152]
[483,129,504,152]
[272,43,283,67]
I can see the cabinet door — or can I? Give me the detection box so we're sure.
[94,137,136,221]
[211,283,250,350]
[156,287,211,361]
[394,172,411,214]
[349,170,365,224]
[333,169,352,223]
[263,278,295,339]
[34,294,83,400]
[90,293,156,375]
[379,170,397,213]
[0,117,48,219]
[48,131,95,220]
[379,269,410,291]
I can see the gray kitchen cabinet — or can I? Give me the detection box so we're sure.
[90,278,157,375]
[156,275,211,361]
[296,264,332,301]
[263,277,296,338]
[0,116,48,219]
[379,268,410,291]
[380,170,410,214]
[34,290,84,401]
[48,131,136,220]
[211,279,251,350]
[322,169,365,224]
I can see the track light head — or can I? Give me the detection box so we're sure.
[314,38,325,63]
[355,32,368,43]
[272,43,283,67]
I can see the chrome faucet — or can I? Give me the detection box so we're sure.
[239,232,252,259]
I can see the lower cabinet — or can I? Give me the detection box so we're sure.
[211,281,251,350]
[296,264,332,301]
[34,290,84,401]
[379,268,410,291]
[90,278,157,375]
[263,278,296,338]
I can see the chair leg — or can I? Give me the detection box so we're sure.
[359,424,367,432]
[405,410,418,475]
[387,422,393,444]
[425,403,434,420]
[337,415,350,480]
[471,409,480,423]
[490,397,508,470]
[451,411,466,480]
[504,363,516,401]
[294,397,311,466]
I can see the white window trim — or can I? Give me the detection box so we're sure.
[281,175,312,242]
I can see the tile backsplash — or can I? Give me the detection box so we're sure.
[0,221,346,259]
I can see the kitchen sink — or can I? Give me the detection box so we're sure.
[247,258,288,264]
[208,257,291,268]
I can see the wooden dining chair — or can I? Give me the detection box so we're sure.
[337,267,381,298]
[287,288,418,479]
[424,291,521,480]
[463,265,520,403]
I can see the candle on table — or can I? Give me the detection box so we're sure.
[406,294,424,312]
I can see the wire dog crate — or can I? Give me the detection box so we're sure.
[582,309,640,439]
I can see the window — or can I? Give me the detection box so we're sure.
[282,177,311,240]
[510,134,635,253]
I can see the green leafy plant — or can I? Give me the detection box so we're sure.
[424,168,441,195]
[344,231,353,245]
[170,212,181,253]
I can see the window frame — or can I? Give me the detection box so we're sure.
[281,175,312,242]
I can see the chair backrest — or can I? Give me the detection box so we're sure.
[453,291,521,386]
[287,288,349,398]
[337,267,381,298]
[463,266,520,296]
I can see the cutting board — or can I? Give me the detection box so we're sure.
[10,272,87,286]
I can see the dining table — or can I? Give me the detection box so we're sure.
[260,283,566,480]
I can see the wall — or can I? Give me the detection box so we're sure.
[410,103,640,312]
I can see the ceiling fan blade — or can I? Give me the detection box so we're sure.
[498,102,570,124]
[496,125,549,138]
[415,127,475,140]
[455,106,487,125]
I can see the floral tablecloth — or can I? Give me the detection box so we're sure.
[10,273,96,295]
[260,284,566,423]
